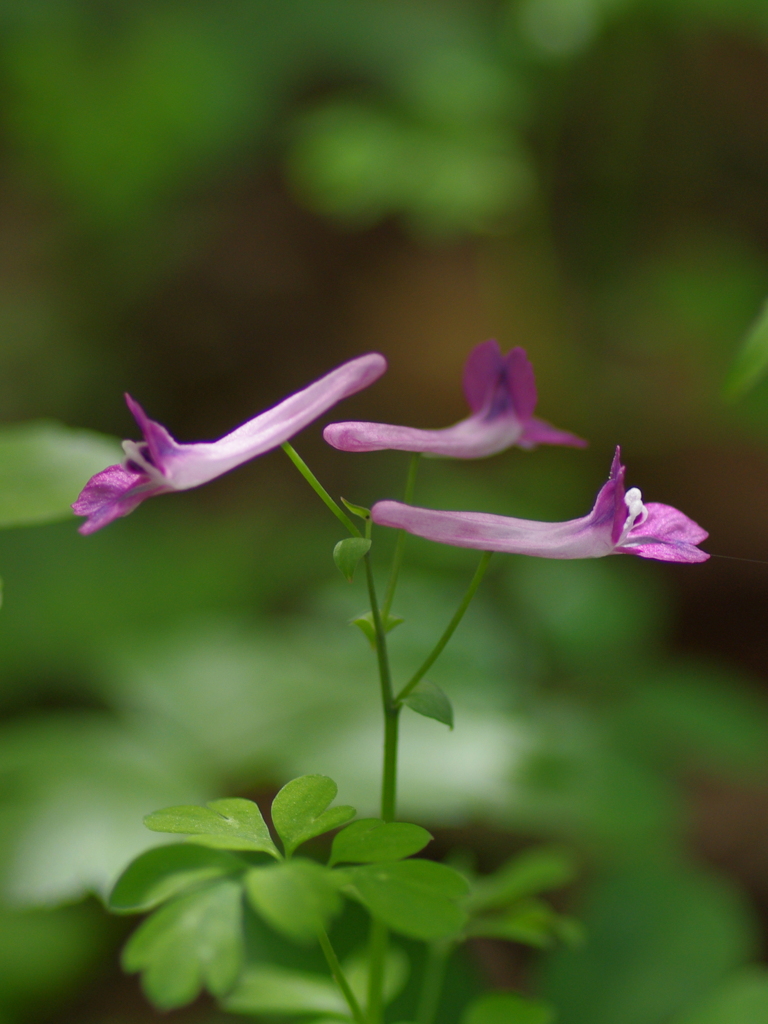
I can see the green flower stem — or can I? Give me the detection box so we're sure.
[381,702,400,825]
[281,442,361,537]
[363,552,398,822]
[381,453,421,619]
[396,551,493,703]
[317,927,366,1024]
[366,917,388,1024]
[416,940,452,1024]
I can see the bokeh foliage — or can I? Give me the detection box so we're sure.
[0,0,766,1022]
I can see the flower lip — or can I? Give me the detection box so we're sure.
[370,446,709,564]
[323,339,586,459]
[73,352,387,534]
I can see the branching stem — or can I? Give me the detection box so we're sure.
[281,442,361,537]
[397,551,493,702]
[317,928,366,1024]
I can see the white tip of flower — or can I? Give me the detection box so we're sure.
[122,439,167,485]
[624,486,648,527]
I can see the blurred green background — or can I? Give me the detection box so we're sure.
[2,0,768,1021]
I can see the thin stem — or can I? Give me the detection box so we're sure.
[281,442,361,537]
[381,703,400,824]
[397,551,493,703]
[317,928,366,1024]
[381,453,421,619]
[363,552,398,822]
[366,917,388,1024]
[416,941,451,1024]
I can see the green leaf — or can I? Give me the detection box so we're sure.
[344,943,410,1007]
[463,992,556,1024]
[617,666,768,778]
[348,860,468,940]
[224,947,410,1017]
[672,967,768,1023]
[403,679,454,728]
[0,902,108,1016]
[122,879,244,1010]
[466,898,582,949]
[725,297,768,398]
[0,714,206,905]
[110,843,245,914]
[465,847,578,913]
[144,797,281,858]
[271,775,355,856]
[540,863,756,1024]
[224,963,346,1016]
[341,497,371,520]
[329,818,432,866]
[333,537,372,583]
[245,860,343,943]
[352,610,404,646]
[0,421,122,528]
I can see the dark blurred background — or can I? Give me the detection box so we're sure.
[2,1,768,1022]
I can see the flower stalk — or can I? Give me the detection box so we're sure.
[281,442,361,537]
[381,452,421,620]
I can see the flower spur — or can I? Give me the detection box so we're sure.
[324,339,586,459]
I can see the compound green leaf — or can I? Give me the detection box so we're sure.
[144,798,280,858]
[349,860,468,940]
[245,860,343,943]
[122,879,244,1010]
[271,775,355,856]
[223,963,346,1016]
[110,843,245,914]
[465,847,577,913]
[329,819,432,866]
[0,421,122,528]
[463,992,555,1024]
[333,537,371,582]
[403,680,454,728]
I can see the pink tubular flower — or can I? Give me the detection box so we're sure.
[323,339,586,459]
[73,353,387,535]
[371,448,709,563]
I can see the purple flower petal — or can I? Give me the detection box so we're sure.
[371,500,617,558]
[323,414,529,459]
[519,417,588,450]
[616,502,710,562]
[370,449,709,564]
[462,339,506,414]
[504,347,537,422]
[74,353,386,534]
[324,340,585,459]
[72,463,168,535]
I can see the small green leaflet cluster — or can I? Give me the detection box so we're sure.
[109,775,577,1015]
[462,845,583,949]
